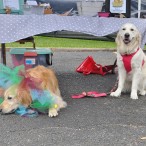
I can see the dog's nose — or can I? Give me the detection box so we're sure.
[125,33,130,38]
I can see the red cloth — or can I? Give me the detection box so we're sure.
[76,56,116,76]
[121,48,144,73]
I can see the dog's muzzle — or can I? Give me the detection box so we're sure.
[123,33,131,44]
[0,109,16,115]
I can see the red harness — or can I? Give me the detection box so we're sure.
[121,48,144,73]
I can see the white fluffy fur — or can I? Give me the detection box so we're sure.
[110,23,146,99]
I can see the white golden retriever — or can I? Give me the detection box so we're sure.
[110,23,146,99]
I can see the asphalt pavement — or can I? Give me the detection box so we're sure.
[1,50,146,146]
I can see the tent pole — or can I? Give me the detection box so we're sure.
[138,0,141,18]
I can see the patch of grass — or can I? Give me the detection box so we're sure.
[5,36,117,49]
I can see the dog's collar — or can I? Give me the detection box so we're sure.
[122,48,140,56]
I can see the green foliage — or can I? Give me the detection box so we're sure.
[5,36,117,49]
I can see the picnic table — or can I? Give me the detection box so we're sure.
[0,14,146,64]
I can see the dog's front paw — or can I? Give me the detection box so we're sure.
[130,93,138,100]
[49,108,58,117]
[110,91,121,97]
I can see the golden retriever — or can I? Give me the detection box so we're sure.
[0,66,67,117]
[110,23,146,99]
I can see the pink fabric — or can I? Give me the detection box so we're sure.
[72,91,107,99]
[121,48,144,73]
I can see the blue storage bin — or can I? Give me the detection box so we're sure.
[10,48,53,68]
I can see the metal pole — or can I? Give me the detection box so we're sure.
[138,0,141,18]
[1,43,6,65]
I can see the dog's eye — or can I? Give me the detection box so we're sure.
[7,96,12,100]
[131,28,134,31]
[122,28,126,31]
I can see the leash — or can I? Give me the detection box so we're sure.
[72,57,118,98]
[71,79,118,99]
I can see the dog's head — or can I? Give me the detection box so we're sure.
[0,84,32,114]
[116,23,141,53]
[0,85,19,114]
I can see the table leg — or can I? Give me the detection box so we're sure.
[1,43,6,65]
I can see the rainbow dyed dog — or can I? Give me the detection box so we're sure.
[0,65,67,117]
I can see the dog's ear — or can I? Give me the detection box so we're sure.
[115,31,121,46]
[136,30,141,46]
[17,89,32,107]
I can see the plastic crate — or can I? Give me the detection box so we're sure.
[10,48,53,69]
